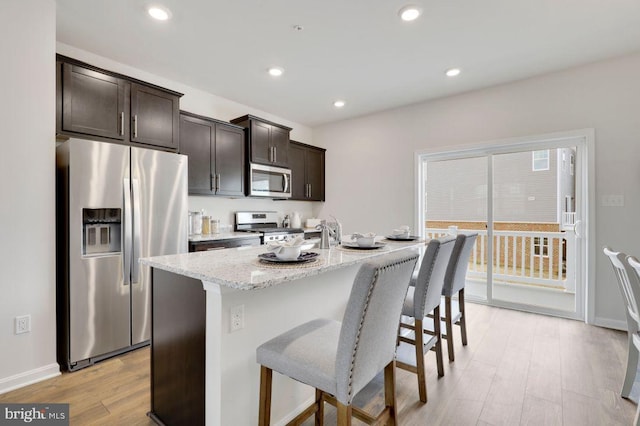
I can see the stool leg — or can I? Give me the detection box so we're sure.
[459,288,468,346]
[414,319,427,403]
[433,306,444,377]
[384,360,398,426]
[259,366,272,426]
[336,402,352,426]
[445,296,455,362]
[315,389,324,426]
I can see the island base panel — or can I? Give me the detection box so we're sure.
[150,269,206,425]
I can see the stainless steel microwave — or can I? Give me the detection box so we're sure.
[249,163,292,198]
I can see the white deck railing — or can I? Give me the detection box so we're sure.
[425,228,573,291]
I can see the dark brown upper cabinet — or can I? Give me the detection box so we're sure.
[179,111,245,197]
[60,63,127,140]
[289,141,325,201]
[56,55,182,151]
[130,83,180,150]
[230,115,291,168]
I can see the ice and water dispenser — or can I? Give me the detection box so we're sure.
[82,208,122,255]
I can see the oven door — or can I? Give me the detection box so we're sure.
[249,163,291,198]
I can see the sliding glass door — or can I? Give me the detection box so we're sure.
[418,132,589,320]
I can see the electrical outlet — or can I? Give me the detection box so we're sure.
[15,315,31,334]
[230,305,245,332]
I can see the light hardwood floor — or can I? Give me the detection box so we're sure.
[0,303,636,425]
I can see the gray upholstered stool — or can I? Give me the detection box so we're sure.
[256,251,419,426]
[440,233,478,362]
[397,236,455,403]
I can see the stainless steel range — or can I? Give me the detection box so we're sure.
[235,211,304,243]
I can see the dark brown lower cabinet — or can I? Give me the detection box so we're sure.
[188,236,261,252]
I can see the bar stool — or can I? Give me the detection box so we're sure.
[396,236,456,402]
[256,251,419,426]
[441,233,478,362]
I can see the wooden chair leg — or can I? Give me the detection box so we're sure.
[315,389,324,426]
[459,288,468,346]
[433,306,444,377]
[259,366,272,426]
[384,360,398,426]
[445,296,455,362]
[336,401,352,426]
[414,319,427,403]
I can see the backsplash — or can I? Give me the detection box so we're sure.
[188,195,323,229]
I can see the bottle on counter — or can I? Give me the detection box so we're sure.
[211,219,220,234]
[202,216,211,234]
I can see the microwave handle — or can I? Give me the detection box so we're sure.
[283,172,290,193]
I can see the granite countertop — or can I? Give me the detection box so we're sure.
[140,239,424,291]
[188,232,262,243]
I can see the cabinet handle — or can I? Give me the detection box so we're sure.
[273,147,277,163]
[217,174,221,191]
[206,247,225,251]
[211,175,216,191]
[133,115,138,138]
[308,183,312,198]
[120,112,124,136]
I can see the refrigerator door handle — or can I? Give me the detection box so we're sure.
[131,178,142,283]
[123,178,132,286]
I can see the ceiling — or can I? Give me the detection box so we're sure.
[55,0,640,128]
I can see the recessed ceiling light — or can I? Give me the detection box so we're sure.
[268,67,284,77]
[399,5,421,22]
[148,6,171,21]
[333,100,346,108]
[445,68,461,77]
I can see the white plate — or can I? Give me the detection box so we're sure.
[341,242,386,250]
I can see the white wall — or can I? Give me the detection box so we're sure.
[0,0,58,392]
[56,43,324,226]
[314,51,640,328]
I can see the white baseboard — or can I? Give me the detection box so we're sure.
[594,316,627,331]
[274,396,315,426]
[0,363,60,395]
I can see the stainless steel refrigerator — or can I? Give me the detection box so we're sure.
[56,138,188,371]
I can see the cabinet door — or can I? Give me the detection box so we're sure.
[306,147,325,201]
[270,126,290,167]
[131,83,179,150]
[61,63,125,140]
[288,143,307,200]
[250,121,272,164]
[215,124,245,196]
[180,114,214,195]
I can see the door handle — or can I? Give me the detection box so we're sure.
[133,115,138,138]
[273,147,277,163]
[308,183,312,198]
[211,174,216,191]
[216,174,221,191]
[120,112,125,136]
[122,178,132,286]
[131,178,142,283]
[574,219,582,239]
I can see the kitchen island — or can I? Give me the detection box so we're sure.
[140,239,423,426]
